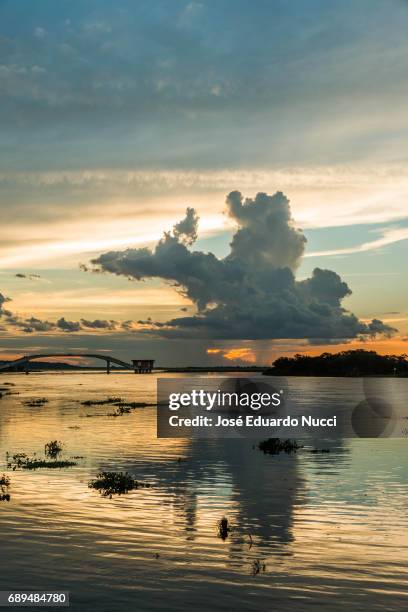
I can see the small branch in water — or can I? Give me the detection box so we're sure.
[217,516,232,540]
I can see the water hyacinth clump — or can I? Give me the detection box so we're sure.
[23,398,48,407]
[88,471,151,497]
[44,440,63,458]
[258,438,302,455]
[108,405,132,417]
[7,453,77,470]
[81,397,154,413]
[0,474,11,502]
[81,397,124,406]
[81,396,154,418]
[7,440,78,470]
[20,459,77,470]
[251,559,266,576]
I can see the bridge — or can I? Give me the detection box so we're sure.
[0,353,155,374]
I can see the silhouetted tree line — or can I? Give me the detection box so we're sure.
[263,350,408,377]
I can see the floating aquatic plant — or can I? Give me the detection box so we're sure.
[0,474,10,502]
[0,474,10,487]
[108,405,132,417]
[23,398,48,407]
[88,471,151,497]
[7,440,78,470]
[44,440,63,459]
[81,397,154,408]
[81,397,154,418]
[81,397,124,406]
[23,459,76,470]
[258,438,302,455]
[7,453,77,470]
[251,559,266,575]
[120,401,155,408]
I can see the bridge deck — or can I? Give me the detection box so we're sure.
[0,353,134,372]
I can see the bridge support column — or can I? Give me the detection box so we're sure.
[106,358,111,374]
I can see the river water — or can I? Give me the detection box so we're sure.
[0,372,407,611]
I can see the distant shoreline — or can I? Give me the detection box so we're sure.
[1,349,407,377]
[0,364,406,377]
[263,350,408,378]
[0,360,265,373]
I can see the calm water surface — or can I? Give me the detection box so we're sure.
[0,372,407,611]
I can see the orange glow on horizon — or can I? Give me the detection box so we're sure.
[207,347,257,363]
[298,337,408,358]
[207,336,408,366]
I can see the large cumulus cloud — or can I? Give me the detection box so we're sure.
[90,191,396,340]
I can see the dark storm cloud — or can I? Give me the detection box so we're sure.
[20,317,55,333]
[90,191,397,340]
[56,317,86,332]
[0,311,55,333]
[80,318,117,330]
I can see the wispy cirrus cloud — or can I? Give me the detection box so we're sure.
[306,226,408,258]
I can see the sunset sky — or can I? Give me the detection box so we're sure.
[0,0,407,366]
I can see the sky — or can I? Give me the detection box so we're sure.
[0,0,407,366]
